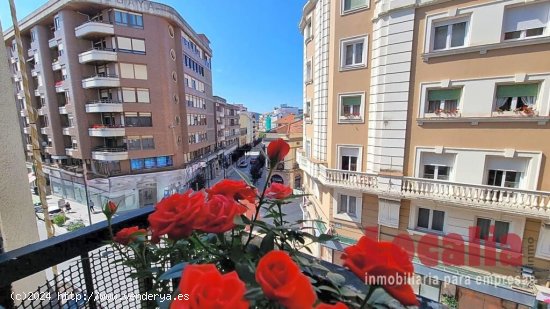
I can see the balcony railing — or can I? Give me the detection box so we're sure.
[0,207,365,309]
[402,177,550,214]
[297,151,550,217]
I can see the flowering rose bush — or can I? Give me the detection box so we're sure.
[107,138,418,309]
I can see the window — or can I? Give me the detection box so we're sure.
[503,2,548,41]
[127,136,141,150]
[141,136,155,149]
[341,37,366,67]
[432,20,468,50]
[495,84,538,112]
[54,16,60,31]
[305,60,312,83]
[305,101,311,118]
[423,165,450,180]
[339,94,363,121]
[417,207,445,232]
[305,18,312,41]
[339,147,360,171]
[124,112,152,127]
[426,88,461,113]
[116,37,146,54]
[338,194,357,216]
[486,169,521,188]
[122,88,149,103]
[184,55,205,76]
[114,10,143,28]
[119,63,148,80]
[342,0,368,12]
[476,218,509,244]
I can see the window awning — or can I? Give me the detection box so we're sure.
[427,89,461,101]
[342,96,361,106]
[497,84,539,98]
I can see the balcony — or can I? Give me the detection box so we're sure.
[78,48,117,64]
[38,107,46,116]
[74,20,114,39]
[0,207,367,309]
[92,147,128,161]
[48,37,58,48]
[62,127,75,136]
[58,106,68,114]
[55,80,67,93]
[40,127,48,135]
[85,100,123,113]
[23,127,30,134]
[88,125,125,137]
[65,148,77,156]
[51,60,61,71]
[297,151,550,218]
[81,74,120,89]
[34,89,41,97]
[26,144,33,151]
[20,108,28,117]
[31,68,38,77]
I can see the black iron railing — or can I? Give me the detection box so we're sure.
[0,208,365,309]
[0,207,153,309]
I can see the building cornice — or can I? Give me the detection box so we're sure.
[299,0,318,32]
[3,0,212,54]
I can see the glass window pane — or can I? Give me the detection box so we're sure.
[504,171,520,188]
[423,165,436,179]
[341,156,350,171]
[348,196,356,215]
[350,156,358,171]
[437,166,450,180]
[354,42,363,64]
[130,159,143,170]
[494,221,509,244]
[144,158,156,169]
[526,27,544,37]
[504,31,521,40]
[339,195,347,213]
[433,25,448,50]
[427,100,441,113]
[417,208,430,229]
[345,44,354,65]
[432,210,444,231]
[487,170,502,186]
[450,22,466,47]
[157,156,168,167]
[476,218,491,240]
[127,136,141,150]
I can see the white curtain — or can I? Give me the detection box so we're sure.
[521,96,535,107]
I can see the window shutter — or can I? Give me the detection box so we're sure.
[119,63,135,79]
[497,84,539,98]
[503,2,549,32]
[134,64,148,80]
[117,37,132,50]
[132,39,146,53]
[122,88,136,102]
[378,199,400,228]
[342,96,361,106]
[136,88,150,103]
[427,89,461,101]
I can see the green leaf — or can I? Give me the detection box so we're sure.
[235,262,255,283]
[367,287,408,309]
[260,231,275,254]
[159,262,187,281]
[233,167,255,187]
[318,285,339,294]
[327,272,346,285]
[244,287,263,300]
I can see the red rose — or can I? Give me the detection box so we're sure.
[113,226,147,245]
[342,236,419,306]
[206,179,257,204]
[267,138,290,167]
[256,251,316,309]
[265,183,293,200]
[148,191,205,243]
[315,302,349,309]
[103,200,118,219]
[170,264,248,309]
[194,194,247,234]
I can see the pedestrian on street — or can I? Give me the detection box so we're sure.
[89,199,95,213]
[65,201,71,212]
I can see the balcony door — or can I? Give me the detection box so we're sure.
[486,169,521,188]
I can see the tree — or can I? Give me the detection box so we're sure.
[250,162,263,184]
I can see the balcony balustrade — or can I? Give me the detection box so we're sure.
[74,20,114,39]
[92,146,128,161]
[297,151,550,217]
[78,47,117,64]
[81,74,120,89]
[88,125,125,137]
[85,99,123,113]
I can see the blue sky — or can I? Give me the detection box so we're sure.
[0,0,304,113]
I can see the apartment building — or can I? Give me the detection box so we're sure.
[4,0,216,211]
[299,0,550,307]
[213,96,240,151]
